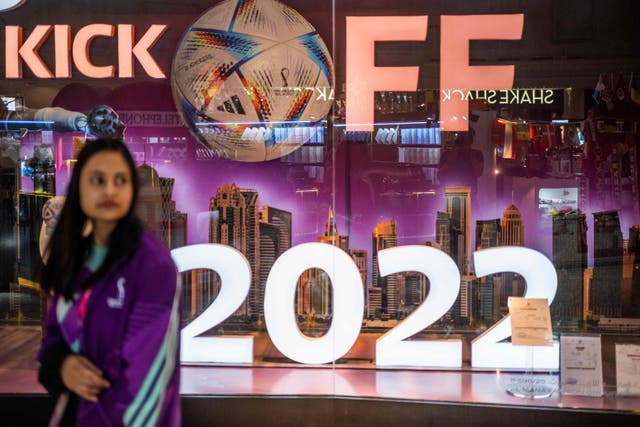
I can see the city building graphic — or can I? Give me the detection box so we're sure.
[591,210,624,318]
[371,219,400,319]
[444,187,471,275]
[475,219,502,323]
[552,210,587,322]
[170,179,640,333]
[500,205,525,312]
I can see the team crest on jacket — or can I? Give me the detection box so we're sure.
[107,277,126,309]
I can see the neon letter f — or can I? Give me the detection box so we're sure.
[440,14,524,131]
[346,16,428,131]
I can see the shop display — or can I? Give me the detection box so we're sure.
[1,1,640,422]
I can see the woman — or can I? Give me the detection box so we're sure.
[38,138,180,426]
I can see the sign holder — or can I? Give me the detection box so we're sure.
[505,297,555,399]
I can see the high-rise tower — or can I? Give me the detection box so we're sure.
[259,205,292,320]
[500,204,525,312]
[445,187,471,274]
[317,207,349,250]
[628,225,640,317]
[372,220,400,318]
[475,219,502,322]
[552,210,587,322]
[209,183,260,317]
[502,204,524,246]
[591,210,623,317]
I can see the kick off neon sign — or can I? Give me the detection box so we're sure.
[4,12,524,132]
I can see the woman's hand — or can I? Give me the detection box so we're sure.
[60,354,110,402]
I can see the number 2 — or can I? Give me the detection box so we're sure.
[471,246,559,370]
[376,246,462,367]
[171,244,253,364]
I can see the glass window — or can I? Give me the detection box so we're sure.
[1,0,640,416]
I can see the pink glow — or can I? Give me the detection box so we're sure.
[72,24,115,78]
[440,14,524,131]
[54,25,71,78]
[118,24,167,78]
[345,16,428,131]
[5,25,54,78]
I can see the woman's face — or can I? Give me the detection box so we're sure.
[79,151,133,226]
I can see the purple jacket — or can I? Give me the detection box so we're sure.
[39,230,181,426]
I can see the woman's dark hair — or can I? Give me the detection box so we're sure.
[40,138,143,300]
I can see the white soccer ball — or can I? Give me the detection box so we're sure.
[172,0,334,162]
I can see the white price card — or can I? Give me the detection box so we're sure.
[560,334,603,396]
[508,297,553,346]
[616,344,640,396]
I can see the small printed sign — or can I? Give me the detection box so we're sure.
[508,297,553,347]
[560,334,603,396]
[616,344,640,396]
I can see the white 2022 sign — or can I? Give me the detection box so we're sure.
[171,243,559,370]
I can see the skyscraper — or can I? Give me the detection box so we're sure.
[372,219,400,319]
[259,206,292,319]
[259,221,279,321]
[456,274,475,322]
[500,204,525,312]
[317,207,349,250]
[348,248,368,309]
[476,219,502,249]
[435,211,456,258]
[169,211,187,249]
[552,210,587,322]
[240,189,261,317]
[591,210,623,317]
[136,166,188,249]
[136,164,164,241]
[297,208,350,319]
[209,183,260,318]
[367,286,382,319]
[401,272,427,307]
[183,268,218,322]
[445,187,471,274]
[262,205,292,253]
[502,204,524,246]
[209,183,247,250]
[435,188,470,324]
[628,225,640,317]
[184,210,219,323]
[475,219,502,323]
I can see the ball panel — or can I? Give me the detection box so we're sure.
[229,0,314,41]
[190,0,238,31]
[297,33,334,88]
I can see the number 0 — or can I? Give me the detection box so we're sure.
[264,243,364,365]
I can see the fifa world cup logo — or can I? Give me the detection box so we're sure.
[280,68,289,87]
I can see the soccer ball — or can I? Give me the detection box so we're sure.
[172,0,334,162]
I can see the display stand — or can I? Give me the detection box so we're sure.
[505,345,554,399]
[506,297,555,399]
